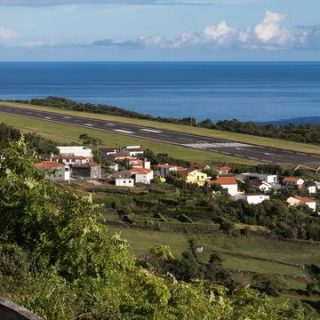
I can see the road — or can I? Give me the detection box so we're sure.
[0,104,320,164]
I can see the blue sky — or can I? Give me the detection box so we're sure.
[0,0,319,61]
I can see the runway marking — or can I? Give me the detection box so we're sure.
[264,153,274,156]
[140,128,162,133]
[182,142,252,149]
[64,116,71,119]
[106,123,115,126]
[44,116,52,120]
[114,129,134,134]
[85,123,94,127]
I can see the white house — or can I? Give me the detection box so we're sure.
[115,172,135,188]
[51,154,89,166]
[249,180,273,193]
[210,176,239,196]
[239,173,278,185]
[287,196,316,212]
[122,145,144,157]
[57,146,93,159]
[234,194,270,205]
[108,163,119,172]
[304,182,318,194]
[35,161,70,182]
[129,168,154,184]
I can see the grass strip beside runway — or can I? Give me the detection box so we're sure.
[3,101,320,155]
[0,113,257,165]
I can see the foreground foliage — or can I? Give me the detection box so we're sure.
[0,139,312,319]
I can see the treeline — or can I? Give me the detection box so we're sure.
[0,122,58,155]
[14,96,320,145]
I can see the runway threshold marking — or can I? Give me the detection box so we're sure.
[140,128,162,133]
[114,129,134,134]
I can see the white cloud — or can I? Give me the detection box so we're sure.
[15,10,320,51]
[0,26,18,42]
[254,11,293,47]
[202,21,236,45]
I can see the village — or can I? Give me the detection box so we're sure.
[35,142,320,215]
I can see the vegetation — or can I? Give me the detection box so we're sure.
[0,122,58,156]
[16,97,320,145]
[0,139,313,319]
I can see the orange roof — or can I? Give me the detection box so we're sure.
[283,177,299,183]
[213,176,238,185]
[294,196,314,203]
[219,165,231,171]
[129,168,152,175]
[35,161,65,169]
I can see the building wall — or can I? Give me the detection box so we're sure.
[135,172,154,184]
[246,195,270,205]
[185,171,207,186]
[115,179,134,187]
[57,146,92,158]
[222,184,238,196]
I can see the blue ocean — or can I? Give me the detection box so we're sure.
[0,61,319,122]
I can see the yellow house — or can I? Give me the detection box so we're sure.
[183,169,208,186]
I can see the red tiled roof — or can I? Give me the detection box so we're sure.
[219,165,231,171]
[129,168,152,175]
[213,176,238,185]
[294,196,314,203]
[35,161,65,169]
[283,177,299,183]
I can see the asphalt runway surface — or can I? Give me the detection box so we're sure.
[1,104,320,164]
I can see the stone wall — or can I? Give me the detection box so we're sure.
[0,300,42,320]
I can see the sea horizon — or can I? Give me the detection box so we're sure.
[1,61,320,123]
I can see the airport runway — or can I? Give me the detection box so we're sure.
[0,104,320,164]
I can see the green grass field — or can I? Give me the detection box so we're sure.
[106,222,320,313]
[2,100,320,155]
[106,224,320,277]
[0,112,257,165]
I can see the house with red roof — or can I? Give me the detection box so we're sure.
[129,168,154,184]
[209,175,239,196]
[283,177,305,190]
[287,195,316,212]
[218,165,232,175]
[35,161,70,182]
